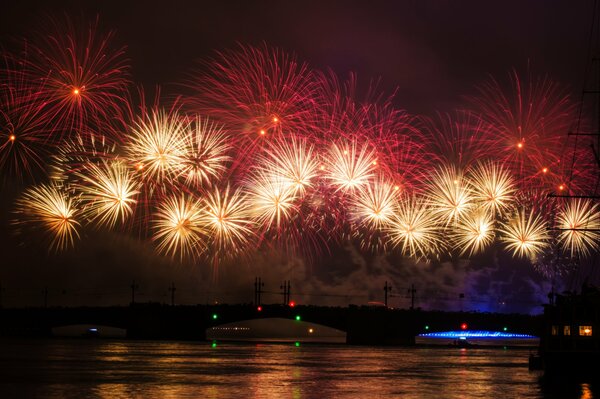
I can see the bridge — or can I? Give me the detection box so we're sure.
[0,303,542,344]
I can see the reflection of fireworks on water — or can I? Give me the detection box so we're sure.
[16,183,80,251]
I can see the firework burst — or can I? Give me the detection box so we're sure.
[22,16,130,138]
[325,141,377,192]
[500,208,549,259]
[427,164,474,225]
[452,211,495,256]
[126,109,187,183]
[153,195,206,260]
[556,199,600,256]
[386,195,444,260]
[468,161,515,218]
[16,183,80,251]
[179,116,231,187]
[203,185,254,254]
[351,177,398,228]
[74,160,140,229]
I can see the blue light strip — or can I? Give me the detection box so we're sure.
[417,330,537,339]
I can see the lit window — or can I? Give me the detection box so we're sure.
[563,326,571,336]
[579,326,592,336]
[551,326,558,336]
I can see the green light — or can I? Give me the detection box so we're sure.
[425,325,429,330]
[295,341,300,347]
[211,340,217,348]
[212,314,218,320]
[295,315,301,321]
[503,326,508,331]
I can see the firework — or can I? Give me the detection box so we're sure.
[74,160,140,228]
[351,177,398,228]
[23,16,130,138]
[556,199,600,256]
[386,195,444,260]
[153,195,206,260]
[187,44,317,150]
[468,161,515,218]
[126,109,187,183]
[16,183,80,251]
[325,141,377,192]
[470,70,576,186]
[260,137,320,195]
[426,164,474,225]
[0,53,49,180]
[500,208,549,259]
[178,116,231,187]
[247,169,298,229]
[452,211,495,256]
[203,185,254,253]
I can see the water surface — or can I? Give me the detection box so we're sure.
[0,339,595,398]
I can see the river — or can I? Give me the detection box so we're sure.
[0,338,595,398]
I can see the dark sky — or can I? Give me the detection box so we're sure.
[0,0,593,114]
[0,0,595,312]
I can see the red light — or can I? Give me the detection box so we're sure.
[272,116,279,123]
[73,88,80,95]
[542,167,548,174]
[558,184,565,191]
[259,129,266,135]
[461,323,468,330]
[257,306,262,312]
[8,134,16,142]
[289,301,295,308]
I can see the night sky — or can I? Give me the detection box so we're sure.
[0,0,596,312]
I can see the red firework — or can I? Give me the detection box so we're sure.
[468,69,578,190]
[185,43,318,166]
[22,15,130,142]
[0,52,49,181]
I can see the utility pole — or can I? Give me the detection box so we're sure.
[169,282,176,306]
[384,281,392,308]
[130,281,139,305]
[408,284,416,310]
[280,280,291,305]
[254,277,264,305]
[0,281,3,308]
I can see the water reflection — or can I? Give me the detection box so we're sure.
[0,338,596,399]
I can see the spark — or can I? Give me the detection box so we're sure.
[247,169,297,229]
[556,199,600,256]
[203,185,254,252]
[74,160,140,228]
[351,177,398,228]
[153,195,206,260]
[325,141,377,192]
[16,183,80,251]
[386,195,443,260]
[427,164,474,225]
[469,161,515,217]
[453,211,495,256]
[179,116,231,186]
[500,208,549,259]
